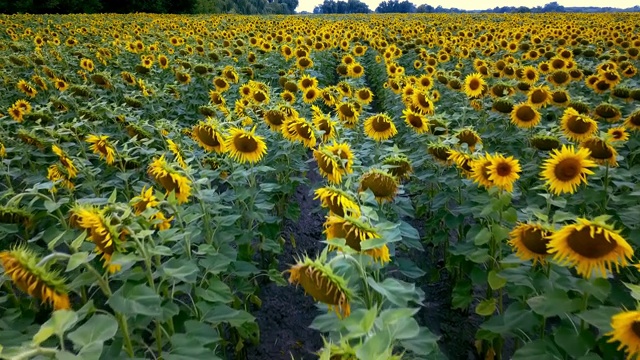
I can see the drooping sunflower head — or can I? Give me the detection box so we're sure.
[580,137,618,167]
[147,155,192,204]
[540,145,596,195]
[289,117,317,148]
[336,101,360,128]
[560,108,598,142]
[225,127,267,164]
[594,103,622,123]
[313,114,337,143]
[547,217,633,278]
[510,102,541,129]
[326,142,354,174]
[486,153,521,193]
[314,186,360,218]
[0,206,33,228]
[382,154,413,180]
[287,254,352,318]
[0,246,70,310]
[508,222,553,265]
[492,98,514,114]
[411,89,435,115]
[263,109,286,131]
[428,143,452,165]
[448,149,474,178]
[358,168,399,204]
[530,134,561,151]
[192,119,227,153]
[624,110,640,131]
[455,128,482,152]
[551,89,571,106]
[324,215,380,251]
[132,186,159,215]
[363,114,397,142]
[313,148,344,185]
[86,134,116,165]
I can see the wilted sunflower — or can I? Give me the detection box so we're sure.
[225,126,267,164]
[510,103,541,129]
[508,223,553,265]
[382,154,413,180]
[324,215,390,264]
[288,254,352,318]
[606,310,640,360]
[463,72,486,98]
[52,145,78,178]
[623,110,640,131]
[487,154,521,193]
[540,145,596,195]
[530,134,561,151]
[359,169,399,203]
[608,127,629,142]
[0,246,70,310]
[364,114,397,142]
[560,108,598,142]
[147,155,192,204]
[192,120,226,153]
[455,128,482,151]
[547,218,633,278]
[580,137,618,167]
[69,205,123,273]
[470,153,495,189]
[132,186,160,215]
[314,186,360,217]
[86,135,116,165]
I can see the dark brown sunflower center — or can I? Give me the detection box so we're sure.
[496,162,512,176]
[596,81,611,91]
[584,141,614,160]
[327,196,345,217]
[469,78,481,90]
[196,127,221,147]
[521,228,550,255]
[233,134,258,153]
[552,92,568,103]
[566,227,617,259]
[372,117,391,132]
[299,58,311,67]
[554,158,581,181]
[526,71,536,80]
[552,71,569,83]
[409,115,423,128]
[531,90,548,104]
[305,90,316,99]
[318,155,335,174]
[253,91,266,102]
[516,106,536,122]
[214,79,227,88]
[298,266,343,305]
[417,94,431,108]
[595,106,618,119]
[339,105,355,118]
[567,116,592,134]
[430,147,451,161]
[358,91,370,100]
[612,130,623,139]
[296,123,313,140]
[632,321,640,338]
[458,132,479,146]
[360,173,396,199]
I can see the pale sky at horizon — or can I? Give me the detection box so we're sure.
[297,0,639,13]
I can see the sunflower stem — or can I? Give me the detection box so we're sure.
[10,347,58,360]
[603,163,610,210]
[117,313,135,358]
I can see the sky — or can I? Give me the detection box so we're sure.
[297,0,640,12]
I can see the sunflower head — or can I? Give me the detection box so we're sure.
[147,155,192,204]
[508,222,553,265]
[402,107,430,133]
[540,145,596,195]
[624,110,640,131]
[314,186,361,218]
[225,127,267,164]
[192,119,227,153]
[132,186,159,215]
[463,72,486,98]
[606,310,640,360]
[530,134,561,151]
[492,98,514,114]
[455,128,482,151]
[428,143,452,165]
[547,217,633,278]
[363,114,397,142]
[594,103,622,123]
[358,168,399,204]
[486,154,521,193]
[560,108,598,142]
[510,102,541,129]
[382,154,413,180]
[287,254,352,318]
[313,148,344,184]
[607,127,629,142]
[580,137,618,167]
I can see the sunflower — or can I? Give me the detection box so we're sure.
[540,145,596,195]
[223,127,267,164]
[17,80,37,98]
[212,77,229,92]
[313,114,336,142]
[510,103,541,129]
[606,310,640,359]
[551,90,570,106]
[53,78,69,91]
[296,56,314,70]
[624,110,640,131]
[280,90,296,104]
[147,155,192,204]
[463,73,486,98]
[449,150,474,177]
[79,58,94,72]
[314,186,360,217]
[608,127,629,142]
[314,148,344,184]
[487,154,521,192]
[86,135,116,165]
[0,246,70,309]
[399,108,428,134]
[209,90,226,107]
[508,223,553,265]
[132,186,159,215]
[299,74,318,90]
[324,215,389,264]
[289,118,317,148]
[347,63,364,78]
[428,143,452,165]
[336,101,359,128]
[251,88,270,105]
[326,142,354,175]
[527,85,552,108]
[263,109,286,131]
[580,137,618,167]
[355,88,373,104]
[530,134,561,151]
[455,128,482,151]
[363,114,397,142]
[70,205,123,273]
[594,103,622,123]
[560,108,598,142]
[288,254,352,318]
[8,104,25,122]
[547,218,633,278]
[521,66,539,84]
[382,154,413,180]
[411,89,435,115]
[359,169,398,203]
[302,87,320,104]
[470,153,495,189]
[52,145,78,178]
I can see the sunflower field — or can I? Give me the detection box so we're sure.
[1,11,640,360]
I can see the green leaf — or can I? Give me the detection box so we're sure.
[360,307,377,334]
[66,252,91,272]
[400,327,440,356]
[76,341,104,360]
[474,228,491,246]
[488,270,507,290]
[366,278,423,307]
[491,224,510,242]
[389,317,420,340]
[356,329,391,360]
[475,298,496,316]
[33,310,78,345]
[161,258,199,283]
[481,303,537,335]
[452,280,472,310]
[199,304,255,327]
[513,339,562,360]
[623,282,640,301]
[527,289,581,317]
[553,326,592,358]
[70,231,87,250]
[107,284,162,317]
[395,258,426,279]
[576,307,621,333]
[67,314,118,348]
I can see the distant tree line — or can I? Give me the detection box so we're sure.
[312,0,640,14]
[0,0,299,14]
